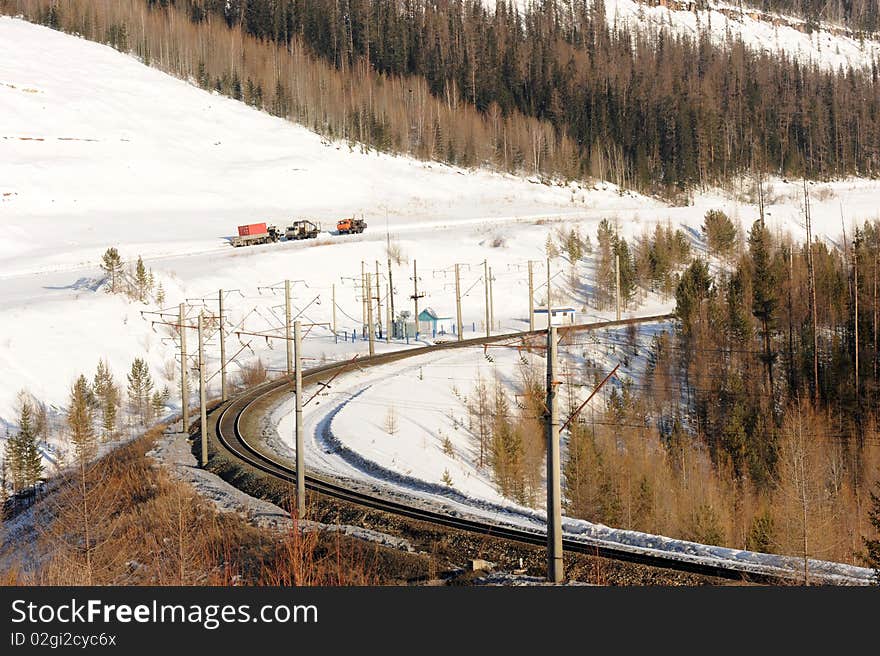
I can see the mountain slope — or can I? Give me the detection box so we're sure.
[0,16,634,279]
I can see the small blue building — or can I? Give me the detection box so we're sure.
[418,307,456,336]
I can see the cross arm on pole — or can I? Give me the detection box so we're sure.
[560,363,620,433]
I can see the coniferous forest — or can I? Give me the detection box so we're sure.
[4,0,880,197]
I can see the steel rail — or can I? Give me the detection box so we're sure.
[210,314,860,585]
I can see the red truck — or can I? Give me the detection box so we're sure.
[230,222,282,247]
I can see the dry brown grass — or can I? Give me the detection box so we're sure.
[237,358,269,389]
[2,425,382,586]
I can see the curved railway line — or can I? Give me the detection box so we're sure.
[210,315,863,585]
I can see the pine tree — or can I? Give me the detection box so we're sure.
[100,247,124,294]
[150,387,170,420]
[127,358,154,424]
[6,426,25,494]
[66,374,98,584]
[17,400,43,493]
[156,282,166,306]
[468,375,490,468]
[0,452,9,501]
[675,260,713,335]
[749,220,778,390]
[702,209,737,258]
[614,236,636,309]
[134,255,152,302]
[595,219,616,309]
[490,383,524,501]
[746,507,776,553]
[93,359,119,439]
[564,227,585,263]
[563,423,598,519]
[68,375,96,463]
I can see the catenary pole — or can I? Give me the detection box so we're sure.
[179,303,189,433]
[413,259,420,338]
[388,256,395,338]
[528,260,535,331]
[366,272,375,356]
[375,260,382,339]
[455,263,463,341]
[198,312,208,467]
[294,320,305,517]
[332,283,337,339]
[546,324,563,583]
[489,266,495,332]
[546,257,552,329]
[484,259,490,338]
[285,279,293,376]
[615,252,621,321]
[219,289,227,402]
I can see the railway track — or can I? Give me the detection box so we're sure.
[210,315,863,585]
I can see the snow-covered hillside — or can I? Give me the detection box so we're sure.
[500,0,880,71]
[0,16,651,426]
[3,15,880,428]
[0,16,651,279]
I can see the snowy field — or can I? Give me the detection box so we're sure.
[1,16,879,581]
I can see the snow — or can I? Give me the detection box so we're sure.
[0,15,656,424]
[2,17,879,583]
[262,323,874,584]
[2,12,876,459]
[499,0,880,71]
[608,0,880,71]
[147,426,413,551]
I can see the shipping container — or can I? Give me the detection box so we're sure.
[238,222,268,237]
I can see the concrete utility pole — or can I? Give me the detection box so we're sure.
[179,303,189,433]
[528,260,535,332]
[545,324,563,583]
[385,266,392,343]
[366,272,375,356]
[489,266,495,333]
[198,311,208,467]
[294,320,305,517]
[412,259,421,338]
[285,279,293,376]
[375,261,382,339]
[615,252,621,321]
[805,179,819,404]
[361,260,367,334]
[332,283,337,339]
[455,263,463,341]
[388,256,395,338]
[483,260,490,338]
[219,289,227,402]
[546,257,552,329]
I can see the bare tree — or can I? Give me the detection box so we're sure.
[384,405,399,436]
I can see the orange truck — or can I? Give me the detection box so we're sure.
[336,217,367,235]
